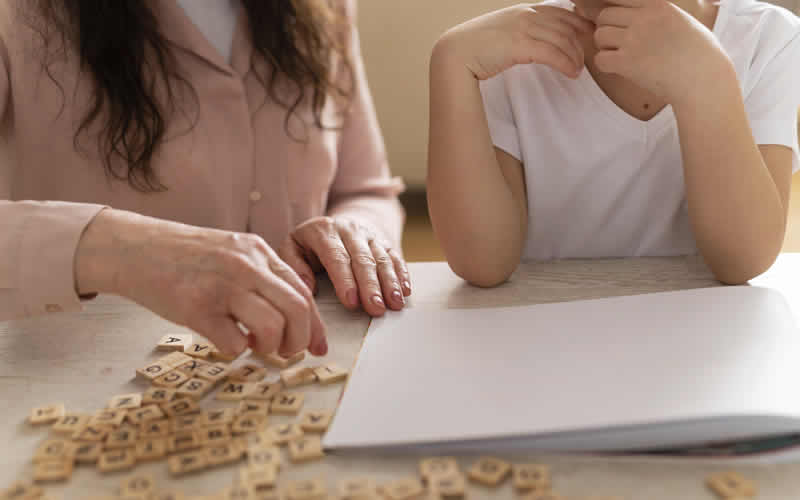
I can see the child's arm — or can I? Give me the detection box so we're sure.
[427,5,592,287]
[593,0,799,284]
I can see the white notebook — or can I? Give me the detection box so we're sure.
[323,286,800,456]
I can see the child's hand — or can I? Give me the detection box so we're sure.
[593,0,731,105]
[434,4,594,80]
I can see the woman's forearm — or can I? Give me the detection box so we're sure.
[427,41,526,287]
[674,62,788,284]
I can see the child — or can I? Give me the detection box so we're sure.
[427,0,800,286]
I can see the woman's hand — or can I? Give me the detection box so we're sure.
[592,0,731,105]
[278,216,411,317]
[434,3,594,81]
[75,209,327,358]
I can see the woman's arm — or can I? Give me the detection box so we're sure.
[426,5,591,287]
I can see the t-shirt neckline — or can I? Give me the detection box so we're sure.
[573,0,732,137]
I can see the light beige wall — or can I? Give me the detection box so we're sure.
[357,0,800,189]
[357,1,500,188]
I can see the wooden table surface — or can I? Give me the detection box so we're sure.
[3,255,800,500]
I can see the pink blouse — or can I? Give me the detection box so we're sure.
[0,0,404,320]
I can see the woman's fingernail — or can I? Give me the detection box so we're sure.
[317,337,329,356]
[347,289,359,307]
[403,281,412,293]
[392,290,404,305]
[371,295,385,308]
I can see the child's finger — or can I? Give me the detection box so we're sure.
[595,49,628,75]
[602,0,644,8]
[594,26,626,50]
[535,6,596,32]
[527,27,583,70]
[596,6,636,27]
[523,39,581,78]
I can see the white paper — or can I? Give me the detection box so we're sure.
[324,286,800,455]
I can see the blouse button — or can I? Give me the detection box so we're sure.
[249,191,262,202]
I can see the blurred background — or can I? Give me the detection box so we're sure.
[355,0,800,262]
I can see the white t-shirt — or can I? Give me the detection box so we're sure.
[177,0,239,63]
[480,0,800,261]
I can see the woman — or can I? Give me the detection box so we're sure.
[0,0,410,358]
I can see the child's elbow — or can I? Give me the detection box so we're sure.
[709,251,780,285]
[448,258,517,288]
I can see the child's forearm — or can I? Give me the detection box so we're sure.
[427,41,527,287]
[674,62,788,284]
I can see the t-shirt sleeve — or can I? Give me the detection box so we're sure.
[743,32,800,173]
[479,74,522,161]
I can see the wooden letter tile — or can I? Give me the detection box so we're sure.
[299,410,333,433]
[177,359,210,377]
[467,457,512,487]
[135,438,168,462]
[186,343,213,359]
[338,478,377,500]
[127,404,165,425]
[171,414,203,433]
[201,424,231,446]
[204,442,243,467]
[139,419,170,438]
[160,352,193,368]
[209,344,239,362]
[98,449,136,473]
[265,423,303,445]
[229,363,268,382]
[176,377,214,399]
[420,457,460,481]
[203,408,236,426]
[162,398,200,417]
[90,409,127,428]
[313,364,349,385]
[34,439,75,463]
[287,436,325,464]
[153,370,191,389]
[108,393,143,410]
[238,400,270,416]
[105,428,139,450]
[51,414,89,434]
[167,431,202,453]
[29,404,66,425]
[706,471,758,498]
[197,363,231,384]
[32,460,73,483]
[136,361,174,381]
[382,479,425,500]
[73,442,103,464]
[72,425,110,442]
[239,464,278,489]
[518,493,563,500]
[0,481,43,500]
[120,475,156,497]
[157,334,192,352]
[216,382,258,401]
[260,351,305,369]
[270,392,305,415]
[248,381,283,401]
[247,444,282,469]
[285,479,326,500]
[428,474,466,499]
[142,387,178,406]
[513,464,551,491]
[167,450,207,477]
[231,414,268,435]
[280,367,317,388]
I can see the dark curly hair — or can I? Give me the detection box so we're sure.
[27,0,354,191]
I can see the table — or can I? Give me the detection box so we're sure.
[3,255,800,499]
